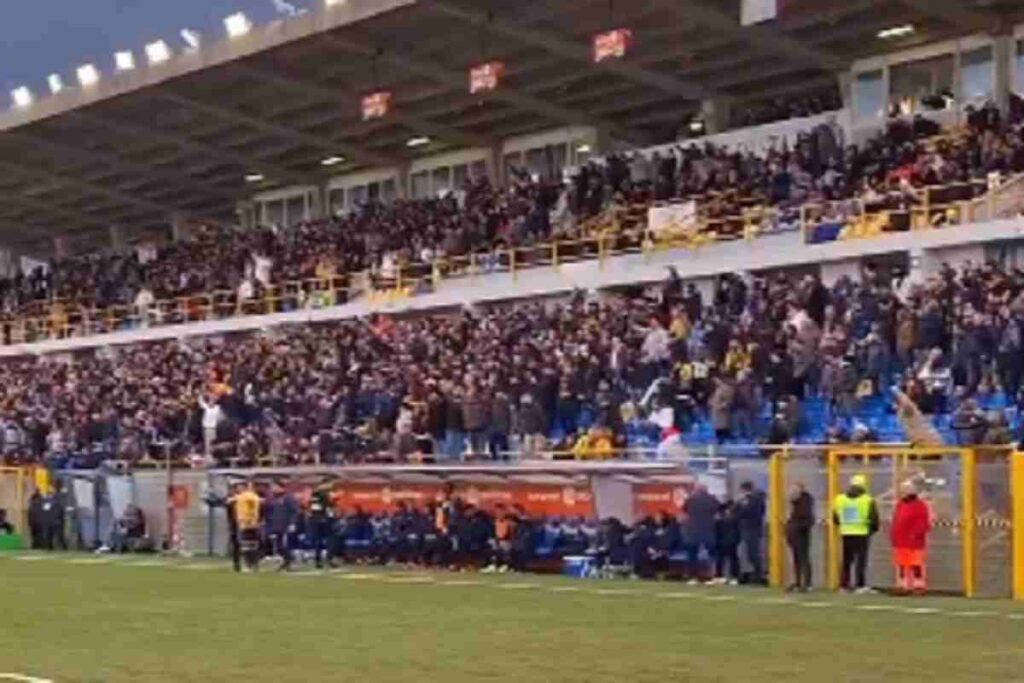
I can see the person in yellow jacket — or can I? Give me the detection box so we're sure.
[832,474,880,594]
[572,427,615,460]
[231,482,263,572]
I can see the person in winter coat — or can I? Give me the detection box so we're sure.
[891,481,931,594]
[735,481,766,584]
[832,474,880,593]
[786,482,815,592]
[682,485,719,582]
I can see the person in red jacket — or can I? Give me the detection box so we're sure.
[890,481,932,595]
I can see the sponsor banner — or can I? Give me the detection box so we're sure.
[361,91,392,121]
[593,28,633,62]
[469,61,505,94]
[295,482,596,518]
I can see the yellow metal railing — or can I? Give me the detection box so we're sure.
[2,178,1020,346]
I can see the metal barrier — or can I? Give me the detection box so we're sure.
[770,446,1015,598]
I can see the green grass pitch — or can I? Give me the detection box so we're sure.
[2,553,1024,682]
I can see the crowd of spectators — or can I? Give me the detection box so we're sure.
[1,104,1021,344]
[0,252,1023,469]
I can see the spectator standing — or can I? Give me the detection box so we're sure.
[785,482,815,592]
[735,481,766,584]
[891,480,931,595]
[832,474,880,593]
[682,484,719,583]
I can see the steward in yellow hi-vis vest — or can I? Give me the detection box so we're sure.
[230,483,263,572]
[832,474,880,593]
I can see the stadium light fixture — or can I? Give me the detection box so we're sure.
[245,173,265,183]
[115,50,136,72]
[877,24,914,39]
[146,40,172,65]
[77,64,100,87]
[180,29,201,51]
[321,156,346,166]
[325,0,348,6]
[406,136,431,148]
[11,86,33,108]
[47,74,64,94]
[575,144,591,154]
[224,12,252,38]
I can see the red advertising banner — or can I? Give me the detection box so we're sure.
[632,483,693,519]
[361,91,392,121]
[321,482,595,518]
[469,61,505,94]
[593,28,633,63]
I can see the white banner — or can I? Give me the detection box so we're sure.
[741,0,777,25]
[72,478,95,514]
[648,201,698,237]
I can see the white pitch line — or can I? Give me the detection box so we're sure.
[0,673,53,683]
[548,586,584,593]
[800,601,834,608]
[497,583,539,590]
[11,556,50,562]
[67,558,114,565]
[656,592,699,599]
[1006,614,1024,620]
[336,573,377,581]
[904,607,940,615]
[856,604,899,611]
[383,576,436,584]
[949,611,996,618]
[704,595,738,602]
[591,588,639,596]
[125,560,168,568]
[439,579,483,586]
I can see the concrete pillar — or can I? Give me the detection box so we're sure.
[837,70,854,111]
[395,162,411,200]
[109,224,126,253]
[700,98,732,135]
[993,33,1013,116]
[52,235,69,261]
[488,144,504,188]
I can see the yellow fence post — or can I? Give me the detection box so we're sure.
[509,248,517,280]
[826,449,840,590]
[768,449,786,588]
[1013,452,1024,600]
[961,448,978,598]
[551,241,559,267]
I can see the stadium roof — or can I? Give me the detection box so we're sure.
[0,0,1020,253]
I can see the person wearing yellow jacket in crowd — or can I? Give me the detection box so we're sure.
[572,427,615,460]
[832,474,880,594]
[231,482,263,572]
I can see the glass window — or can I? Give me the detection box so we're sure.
[265,200,284,227]
[453,164,469,189]
[961,46,994,102]
[470,159,488,181]
[349,185,369,207]
[504,152,522,180]
[854,70,884,120]
[328,188,345,215]
[285,195,305,227]
[367,182,380,202]
[432,167,452,196]
[525,148,546,179]
[411,171,429,199]
[889,54,955,114]
[382,178,397,203]
[551,143,568,177]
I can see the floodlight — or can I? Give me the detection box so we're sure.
[115,51,136,71]
[225,12,252,38]
[47,74,64,94]
[180,29,201,51]
[245,173,265,183]
[146,40,171,65]
[406,136,431,148]
[77,64,100,87]
[11,87,32,108]
[321,156,346,166]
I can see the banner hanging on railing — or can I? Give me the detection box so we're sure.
[469,61,505,94]
[648,200,698,238]
[361,91,392,121]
